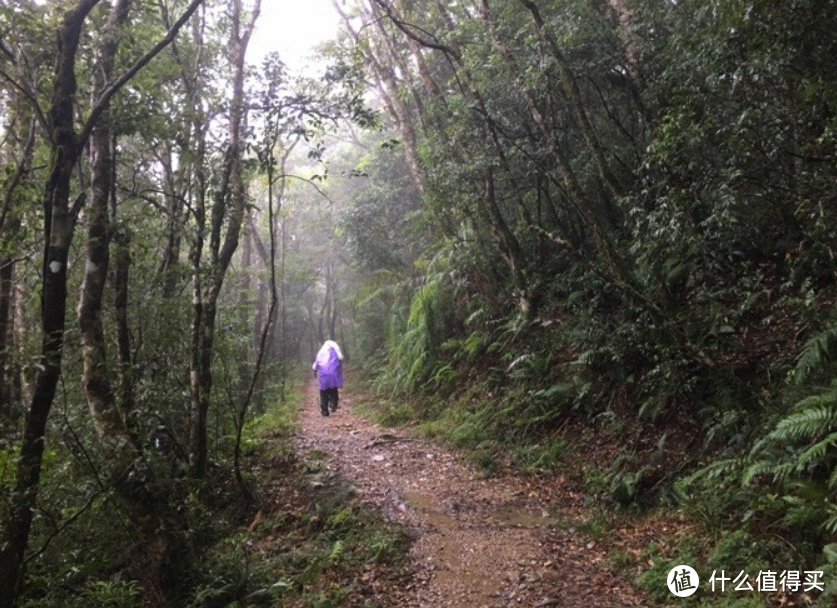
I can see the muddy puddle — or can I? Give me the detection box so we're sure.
[489,503,559,528]
[402,491,458,528]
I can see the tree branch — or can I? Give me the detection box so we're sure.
[368,0,461,61]
[0,115,36,234]
[80,0,206,144]
[0,66,49,136]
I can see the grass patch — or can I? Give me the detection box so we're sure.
[350,376,576,477]
[578,510,611,540]
[244,464,411,608]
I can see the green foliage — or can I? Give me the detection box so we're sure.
[794,321,837,384]
[185,541,251,608]
[813,543,837,605]
[19,578,142,608]
[707,529,770,574]
[635,540,700,604]
[746,381,837,489]
[174,383,411,608]
[6,0,837,603]
[246,377,302,440]
[694,596,765,608]
[362,396,415,428]
[383,273,455,395]
[342,143,428,274]
[336,3,837,597]
[513,435,568,473]
[678,377,837,598]
[0,444,15,487]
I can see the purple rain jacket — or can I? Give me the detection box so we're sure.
[313,340,344,390]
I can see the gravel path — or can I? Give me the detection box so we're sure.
[295,379,646,607]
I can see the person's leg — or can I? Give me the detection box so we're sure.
[326,388,338,412]
[332,388,339,411]
[319,390,329,416]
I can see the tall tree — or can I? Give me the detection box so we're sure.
[189,0,261,479]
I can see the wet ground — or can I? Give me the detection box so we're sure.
[295,381,646,607]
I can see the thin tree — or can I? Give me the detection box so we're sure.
[189,0,262,479]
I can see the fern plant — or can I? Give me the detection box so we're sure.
[681,380,837,544]
[750,384,837,489]
[794,321,837,384]
[726,320,837,506]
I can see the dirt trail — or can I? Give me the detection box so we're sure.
[295,380,646,607]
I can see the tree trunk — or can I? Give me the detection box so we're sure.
[238,217,253,384]
[0,70,38,429]
[112,226,134,421]
[79,111,123,434]
[158,143,185,297]
[0,3,99,602]
[0,257,15,423]
[190,0,261,479]
[77,0,202,599]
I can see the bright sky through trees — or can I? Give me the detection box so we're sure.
[249,0,339,68]
[29,0,335,69]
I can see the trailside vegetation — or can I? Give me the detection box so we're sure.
[333,0,837,605]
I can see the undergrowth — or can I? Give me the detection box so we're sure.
[177,374,412,608]
[351,221,837,607]
[356,306,837,607]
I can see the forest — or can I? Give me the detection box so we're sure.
[1,0,837,606]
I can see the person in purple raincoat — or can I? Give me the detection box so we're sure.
[312,340,344,416]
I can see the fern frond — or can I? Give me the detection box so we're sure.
[462,331,486,359]
[768,462,797,485]
[464,307,488,328]
[769,394,837,442]
[680,457,745,488]
[747,435,773,458]
[742,460,777,485]
[742,456,800,486]
[795,324,837,383]
[506,353,533,373]
[824,514,837,534]
[328,540,344,563]
[795,432,837,476]
[354,269,403,309]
